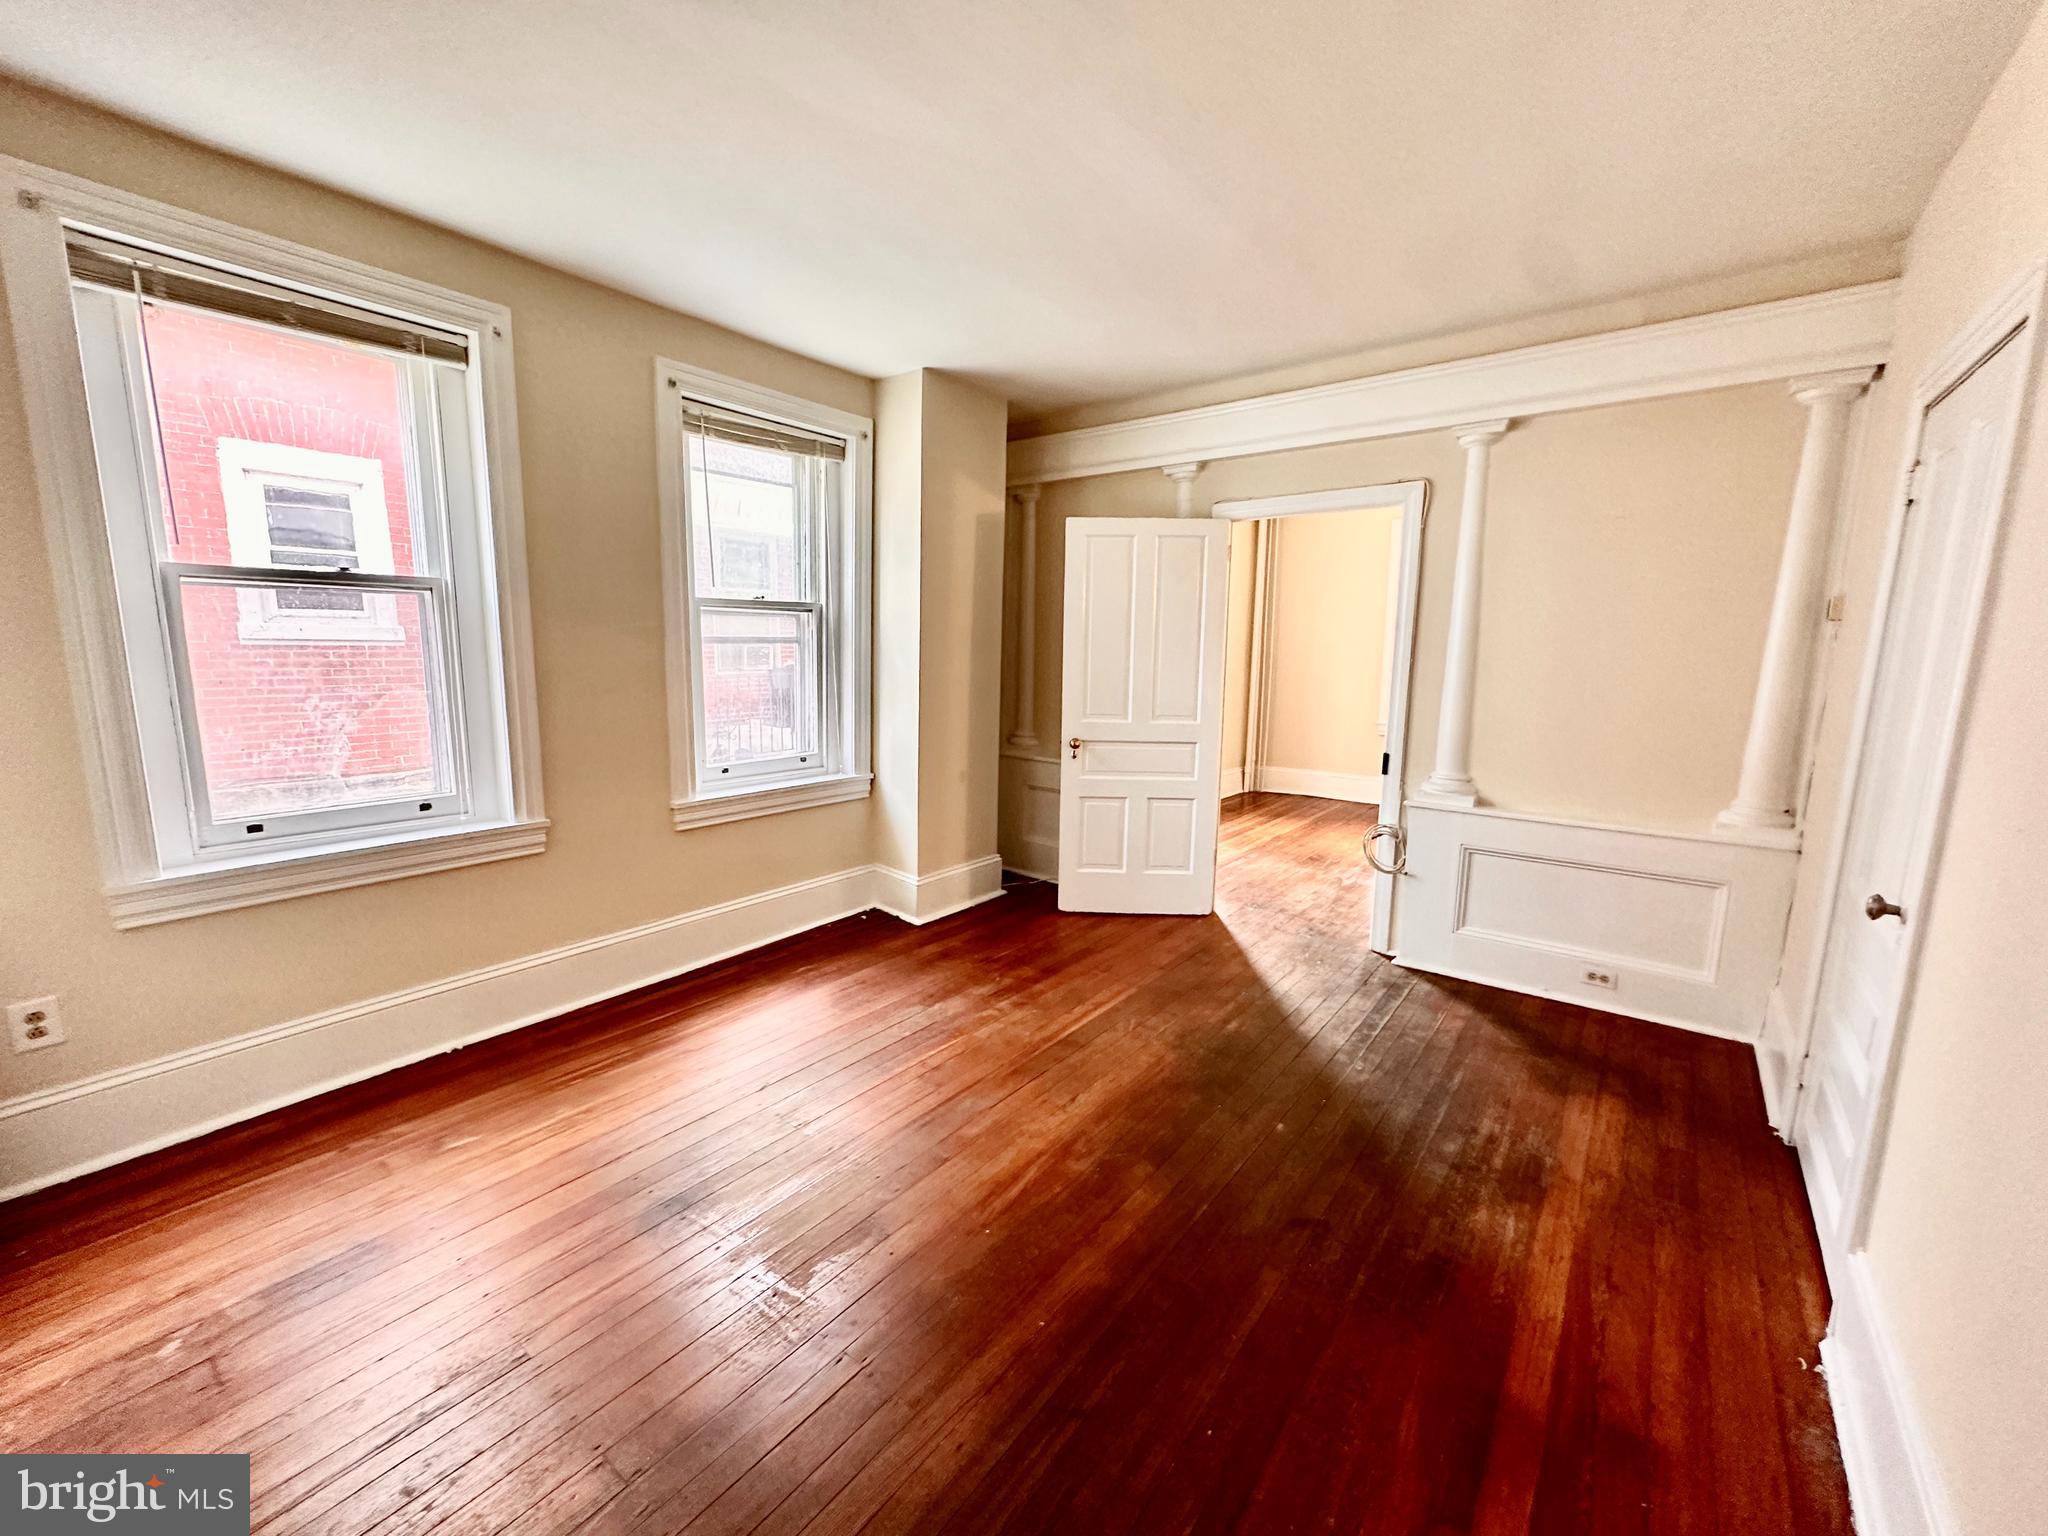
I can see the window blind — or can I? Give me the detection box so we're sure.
[682,400,848,462]
[65,232,470,365]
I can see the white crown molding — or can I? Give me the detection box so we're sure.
[1007,281,1897,484]
[0,855,1003,1201]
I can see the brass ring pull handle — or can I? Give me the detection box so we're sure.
[1864,893,1905,922]
[1364,824,1407,875]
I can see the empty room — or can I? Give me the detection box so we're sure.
[2,4,2045,1534]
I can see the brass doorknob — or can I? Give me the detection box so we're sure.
[1864,893,1905,921]
[1068,737,1082,759]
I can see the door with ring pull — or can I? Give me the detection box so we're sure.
[1057,517,1230,914]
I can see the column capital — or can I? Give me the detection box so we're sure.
[1789,367,1879,404]
[1454,419,1511,448]
[1010,481,1041,512]
[1163,462,1206,518]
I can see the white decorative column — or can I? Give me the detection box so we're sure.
[1006,484,1042,750]
[1417,420,1511,806]
[1163,461,1205,517]
[1716,368,1875,839]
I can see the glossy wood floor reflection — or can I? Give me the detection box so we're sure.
[0,793,1849,1535]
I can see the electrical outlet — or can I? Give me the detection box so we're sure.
[1580,968,1617,990]
[8,997,65,1053]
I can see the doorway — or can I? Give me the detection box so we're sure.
[1214,481,1429,954]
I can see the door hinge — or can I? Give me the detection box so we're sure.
[1825,594,1845,623]
[1381,751,1391,775]
[1903,458,1922,509]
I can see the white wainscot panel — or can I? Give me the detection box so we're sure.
[998,751,1061,882]
[1397,804,1798,1040]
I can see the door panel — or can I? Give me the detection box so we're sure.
[1797,324,2031,1244]
[1059,518,1230,914]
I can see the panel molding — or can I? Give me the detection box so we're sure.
[1395,804,1798,1039]
[1008,282,1897,484]
[0,858,998,1201]
[999,750,1061,879]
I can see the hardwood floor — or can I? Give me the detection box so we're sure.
[0,793,1850,1535]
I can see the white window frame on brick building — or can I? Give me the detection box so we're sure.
[655,358,873,830]
[0,157,546,926]
[217,439,406,644]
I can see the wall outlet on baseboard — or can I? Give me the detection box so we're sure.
[8,996,65,1052]
[1580,968,1617,990]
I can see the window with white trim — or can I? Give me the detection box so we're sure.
[0,168,544,923]
[658,362,871,828]
[218,439,405,643]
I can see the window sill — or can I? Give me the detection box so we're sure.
[671,773,872,831]
[105,818,550,929]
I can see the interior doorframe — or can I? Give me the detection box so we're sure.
[1210,478,1430,956]
[1787,259,2046,1250]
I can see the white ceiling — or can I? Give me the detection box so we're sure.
[1,1,2036,417]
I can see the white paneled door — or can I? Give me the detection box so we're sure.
[1058,518,1230,914]
[1796,319,2033,1247]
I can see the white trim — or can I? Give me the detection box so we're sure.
[105,817,549,928]
[1253,766,1380,803]
[0,858,998,1201]
[0,155,545,913]
[654,356,874,823]
[1241,517,1276,792]
[869,855,1006,925]
[670,772,872,830]
[1218,766,1246,799]
[1820,1251,1956,1536]
[1008,282,1897,484]
[1786,260,2046,1247]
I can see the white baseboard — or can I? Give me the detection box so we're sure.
[1219,766,1246,799]
[1251,765,1380,803]
[0,857,999,1202]
[1821,1250,1954,1536]
[870,855,1006,925]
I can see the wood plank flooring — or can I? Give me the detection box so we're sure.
[0,793,1850,1534]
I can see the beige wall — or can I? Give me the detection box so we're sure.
[0,82,1007,1104]
[1778,9,2048,1531]
[870,372,925,874]
[1014,384,1806,831]
[912,370,1008,873]
[1255,508,1397,784]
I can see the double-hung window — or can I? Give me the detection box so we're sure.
[657,362,871,828]
[1,164,544,924]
